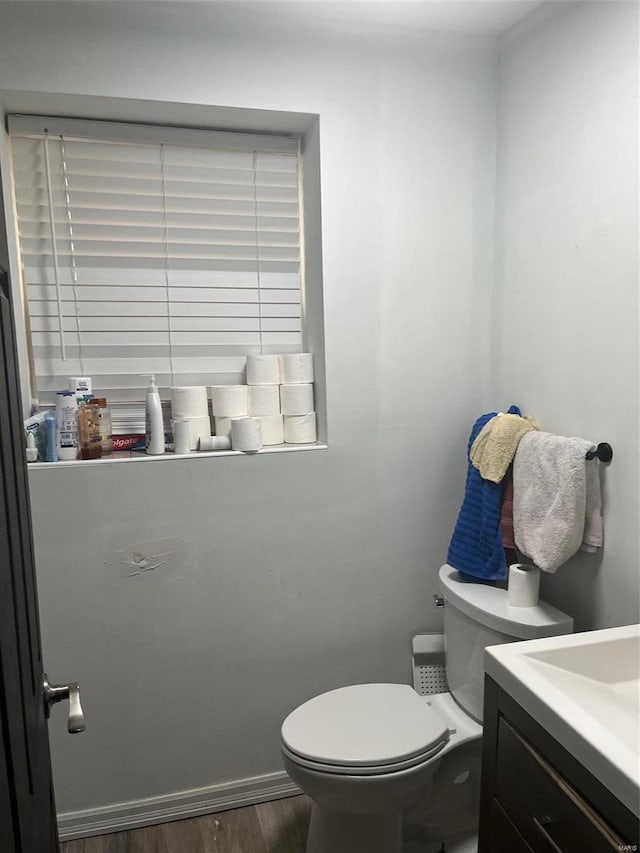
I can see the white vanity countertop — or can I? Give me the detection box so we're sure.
[484,623,640,817]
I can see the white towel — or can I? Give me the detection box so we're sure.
[513,432,602,573]
[581,457,603,553]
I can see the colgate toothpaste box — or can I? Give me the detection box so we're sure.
[112,435,146,452]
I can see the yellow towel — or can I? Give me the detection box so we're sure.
[470,414,538,483]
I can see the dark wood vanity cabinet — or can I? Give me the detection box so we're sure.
[479,676,639,853]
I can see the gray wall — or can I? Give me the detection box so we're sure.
[0,3,498,813]
[3,0,638,821]
[493,0,639,630]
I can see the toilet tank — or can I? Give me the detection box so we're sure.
[439,565,573,722]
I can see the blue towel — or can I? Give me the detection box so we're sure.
[446,406,521,582]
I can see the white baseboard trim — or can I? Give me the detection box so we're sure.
[57,770,301,841]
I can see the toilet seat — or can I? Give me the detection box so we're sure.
[281,684,450,776]
[281,737,447,776]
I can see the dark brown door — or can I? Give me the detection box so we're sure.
[0,263,59,851]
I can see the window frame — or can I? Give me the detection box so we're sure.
[0,92,326,448]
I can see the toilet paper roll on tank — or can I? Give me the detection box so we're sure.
[507,563,541,607]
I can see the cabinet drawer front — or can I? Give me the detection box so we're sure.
[496,719,624,853]
[488,798,535,853]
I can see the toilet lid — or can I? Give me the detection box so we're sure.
[281,684,450,768]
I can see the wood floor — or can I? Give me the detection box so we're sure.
[60,795,312,853]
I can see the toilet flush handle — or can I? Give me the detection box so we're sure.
[433,594,445,608]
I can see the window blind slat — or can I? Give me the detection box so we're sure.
[11,122,303,401]
[19,223,300,246]
[24,256,299,273]
[21,241,299,262]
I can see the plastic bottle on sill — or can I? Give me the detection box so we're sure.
[68,376,93,402]
[78,400,102,460]
[43,411,58,462]
[143,375,165,455]
[55,391,79,461]
[25,432,38,463]
[92,397,113,456]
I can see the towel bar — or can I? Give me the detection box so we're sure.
[585,442,613,463]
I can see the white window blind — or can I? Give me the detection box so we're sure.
[9,115,302,405]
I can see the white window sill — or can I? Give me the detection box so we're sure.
[28,442,328,470]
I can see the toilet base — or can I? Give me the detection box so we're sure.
[305,804,402,853]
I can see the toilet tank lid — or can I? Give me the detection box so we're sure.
[439,565,573,640]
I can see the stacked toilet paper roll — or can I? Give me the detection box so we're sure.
[245,353,284,447]
[275,354,317,444]
[280,383,316,443]
[258,415,284,445]
[284,413,317,444]
[280,383,314,416]
[211,385,249,418]
[279,353,314,384]
[247,354,280,385]
[214,416,233,439]
[209,353,316,449]
[171,386,209,419]
[231,417,262,452]
[248,384,280,416]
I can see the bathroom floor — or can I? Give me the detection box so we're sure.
[59,795,478,852]
[60,795,312,853]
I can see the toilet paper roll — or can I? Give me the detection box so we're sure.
[284,413,317,444]
[231,417,262,453]
[247,354,280,385]
[210,385,249,418]
[508,563,541,607]
[258,415,284,446]
[214,416,233,438]
[279,353,314,384]
[173,419,192,455]
[183,416,212,450]
[171,386,209,419]
[280,383,314,415]
[248,384,280,416]
[199,435,232,451]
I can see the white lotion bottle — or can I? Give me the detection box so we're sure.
[143,375,165,455]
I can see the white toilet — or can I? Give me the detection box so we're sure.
[281,564,573,853]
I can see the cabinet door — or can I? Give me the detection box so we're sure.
[495,719,624,853]
[487,798,535,853]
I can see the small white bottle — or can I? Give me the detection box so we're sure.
[56,391,78,461]
[25,432,38,463]
[143,375,165,455]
